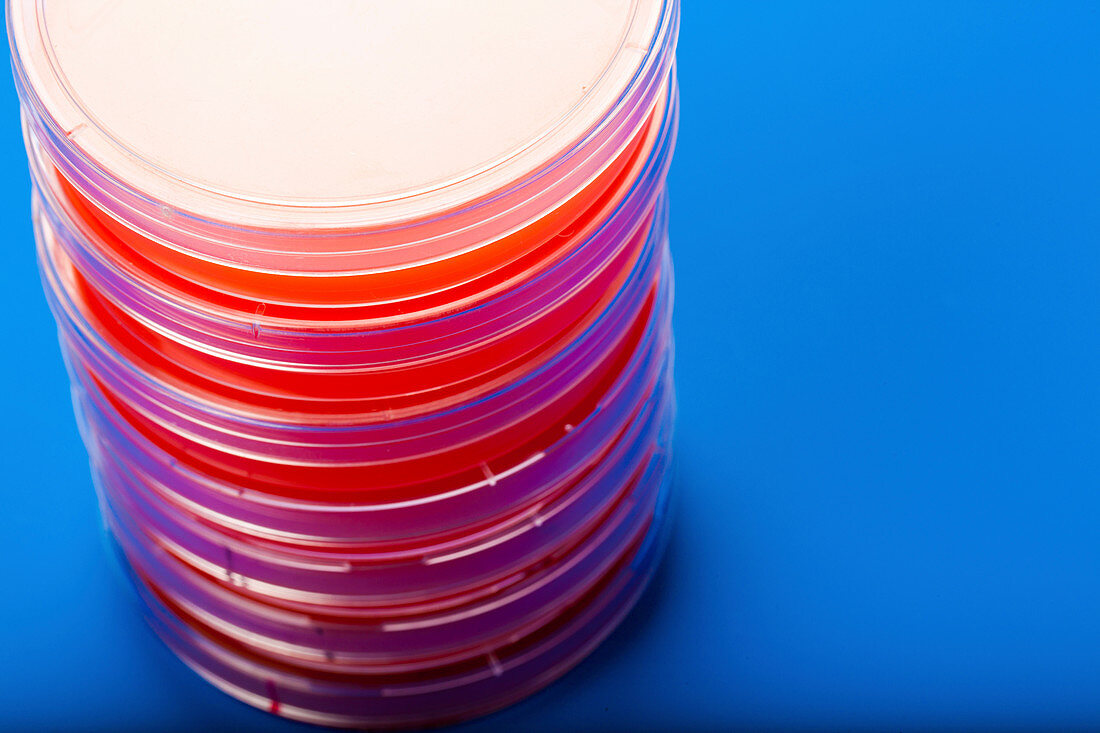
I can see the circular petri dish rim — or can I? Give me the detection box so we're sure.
[9,0,678,241]
[25,79,677,348]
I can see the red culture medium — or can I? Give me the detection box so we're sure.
[9,0,681,727]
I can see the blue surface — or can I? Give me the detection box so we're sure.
[3,2,1100,730]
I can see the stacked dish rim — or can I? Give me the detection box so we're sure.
[10,0,681,727]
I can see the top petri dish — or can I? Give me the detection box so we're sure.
[10,0,673,236]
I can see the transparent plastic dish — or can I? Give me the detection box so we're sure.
[11,0,680,279]
[98,428,670,672]
[85,371,673,608]
[12,0,681,727]
[40,216,673,498]
[26,80,678,368]
[70,327,672,547]
[109,473,673,729]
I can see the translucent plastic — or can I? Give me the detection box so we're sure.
[10,0,680,727]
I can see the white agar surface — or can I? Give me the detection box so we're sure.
[34,0,658,203]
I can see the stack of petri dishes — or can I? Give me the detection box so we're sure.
[9,0,680,728]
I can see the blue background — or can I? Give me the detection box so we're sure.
[3,2,1100,730]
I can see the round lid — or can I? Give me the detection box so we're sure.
[11,0,667,216]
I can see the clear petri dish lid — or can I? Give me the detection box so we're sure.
[10,0,679,271]
[110,476,671,729]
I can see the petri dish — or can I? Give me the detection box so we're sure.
[11,0,681,727]
[10,0,679,274]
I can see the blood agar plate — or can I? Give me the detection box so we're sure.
[9,0,681,727]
